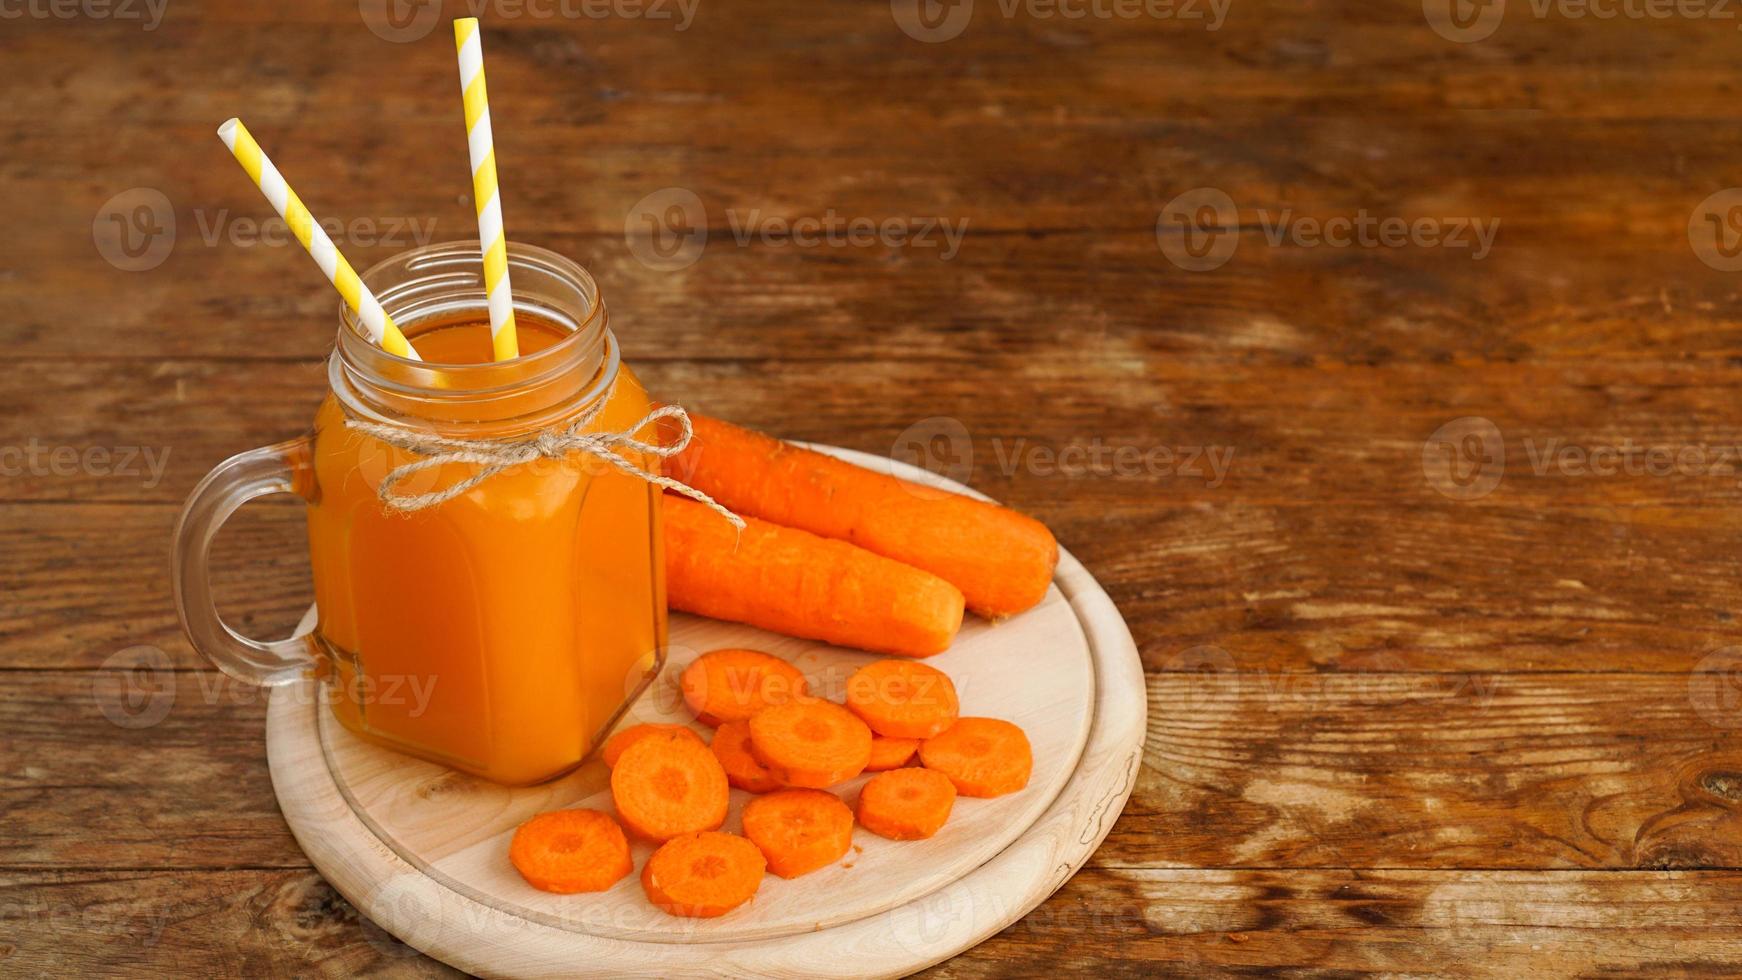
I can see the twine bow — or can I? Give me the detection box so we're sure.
[344,400,744,529]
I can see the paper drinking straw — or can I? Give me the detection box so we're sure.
[454,17,519,362]
[215,118,421,361]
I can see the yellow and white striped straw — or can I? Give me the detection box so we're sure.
[454,18,519,361]
[216,119,420,361]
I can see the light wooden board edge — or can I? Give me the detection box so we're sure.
[264,448,1148,978]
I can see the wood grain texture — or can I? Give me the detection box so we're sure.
[9,868,1742,978]
[8,0,1742,974]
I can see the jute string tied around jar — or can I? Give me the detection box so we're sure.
[344,401,744,527]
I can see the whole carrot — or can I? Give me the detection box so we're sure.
[670,414,1058,618]
[664,496,965,657]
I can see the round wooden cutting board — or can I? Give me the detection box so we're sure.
[266,446,1147,978]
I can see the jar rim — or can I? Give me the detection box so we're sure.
[331,241,618,430]
[337,240,608,400]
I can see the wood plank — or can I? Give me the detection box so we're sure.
[16,358,1742,505]
[6,867,1742,976]
[1102,673,1742,871]
[0,672,306,869]
[21,218,1742,364]
[8,13,1742,362]
[8,672,1742,871]
[8,493,1742,674]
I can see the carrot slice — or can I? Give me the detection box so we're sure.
[681,648,809,727]
[710,720,782,794]
[865,735,920,771]
[641,831,766,918]
[919,717,1032,798]
[610,730,730,841]
[601,723,703,768]
[844,659,960,739]
[670,413,1059,618]
[748,700,873,789]
[857,768,957,840]
[741,789,854,878]
[665,496,965,657]
[508,808,632,893]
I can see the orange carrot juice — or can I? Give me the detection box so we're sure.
[305,312,665,785]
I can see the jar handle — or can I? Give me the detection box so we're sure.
[171,436,318,686]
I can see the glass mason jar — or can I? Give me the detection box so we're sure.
[172,242,667,785]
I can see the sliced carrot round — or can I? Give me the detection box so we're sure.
[710,720,782,794]
[857,768,957,840]
[610,730,730,841]
[748,700,873,789]
[681,648,809,727]
[508,808,632,893]
[601,722,703,768]
[844,659,959,739]
[641,831,766,918]
[741,789,854,879]
[919,717,1032,798]
[865,735,920,771]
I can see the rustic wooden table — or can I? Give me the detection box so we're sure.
[7,1,1742,975]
